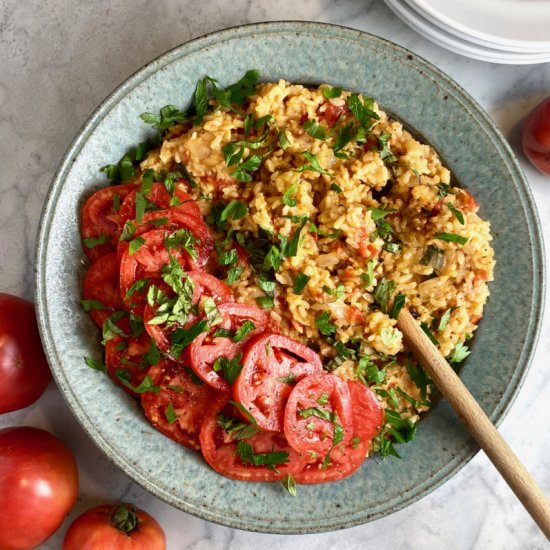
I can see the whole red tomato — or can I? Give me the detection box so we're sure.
[63,503,166,550]
[0,293,52,413]
[522,95,550,176]
[0,426,79,550]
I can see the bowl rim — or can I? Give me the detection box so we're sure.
[34,20,546,533]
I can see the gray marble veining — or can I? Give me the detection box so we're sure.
[1,0,549,548]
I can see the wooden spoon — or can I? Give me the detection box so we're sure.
[396,308,550,539]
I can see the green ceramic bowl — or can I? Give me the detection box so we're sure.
[35,22,544,533]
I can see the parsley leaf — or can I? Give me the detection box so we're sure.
[360,259,376,289]
[296,151,330,175]
[389,292,406,319]
[231,154,263,182]
[322,86,342,99]
[316,311,336,336]
[236,441,289,470]
[282,474,297,496]
[165,402,177,424]
[139,105,188,133]
[447,202,465,225]
[213,353,243,384]
[449,342,471,363]
[193,77,209,125]
[217,412,258,440]
[169,320,209,358]
[420,322,439,345]
[220,200,248,224]
[233,320,255,343]
[128,236,145,256]
[304,119,326,140]
[81,299,106,312]
[293,272,310,294]
[84,356,106,372]
[373,277,396,314]
[435,232,468,245]
[83,235,110,249]
[282,180,298,207]
[226,265,244,285]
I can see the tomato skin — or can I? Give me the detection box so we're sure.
[0,427,79,550]
[284,373,353,461]
[187,303,269,392]
[199,396,305,481]
[234,333,323,431]
[82,183,138,262]
[63,503,165,550]
[522,96,550,176]
[141,360,219,450]
[0,293,52,413]
[82,253,124,328]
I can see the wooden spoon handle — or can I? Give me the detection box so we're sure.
[397,308,550,539]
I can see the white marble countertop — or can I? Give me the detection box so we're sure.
[1,1,549,548]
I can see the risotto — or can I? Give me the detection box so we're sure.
[81,71,494,486]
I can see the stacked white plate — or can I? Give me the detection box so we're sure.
[384,0,550,64]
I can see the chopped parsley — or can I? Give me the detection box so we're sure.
[293,272,310,294]
[217,412,258,440]
[282,180,298,207]
[304,119,326,140]
[212,353,243,384]
[420,322,439,345]
[322,86,342,99]
[316,311,336,336]
[83,234,110,249]
[80,299,106,312]
[169,320,209,358]
[296,151,330,175]
[128,236,145,256]
[140,105,188,134]
[448,342,471,363]
[436,306,457,332]
[447,202,465,225]
[84,356,106,372]
[165,402,177,424]
[232,320,256,342]
[434,232,468,245]
[360,259,376,289]
[282,474,297,496]
[389,292,406,319]
[226,265,244,285]
[255,296,274,309]
[373,277,396,314]
[236,441,289,470]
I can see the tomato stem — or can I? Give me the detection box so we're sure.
[111,505,138,534]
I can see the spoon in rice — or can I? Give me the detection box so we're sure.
[396,308,550,539]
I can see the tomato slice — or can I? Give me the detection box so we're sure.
[347,380,383,443]
[284,373,353,462]
[118,182,201,230]
[233,333,323,431]
[118,208,213,267]
[82,183,138,262]
[105,331,154,398]
[119,228,194,314]
[292,380,383,484]
[199,396,305,481]
[141,359,219,450]
[143,271,234,354]
[82,253,124,328]
[187,303,271,392]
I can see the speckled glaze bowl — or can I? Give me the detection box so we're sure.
[35,22,544,533]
